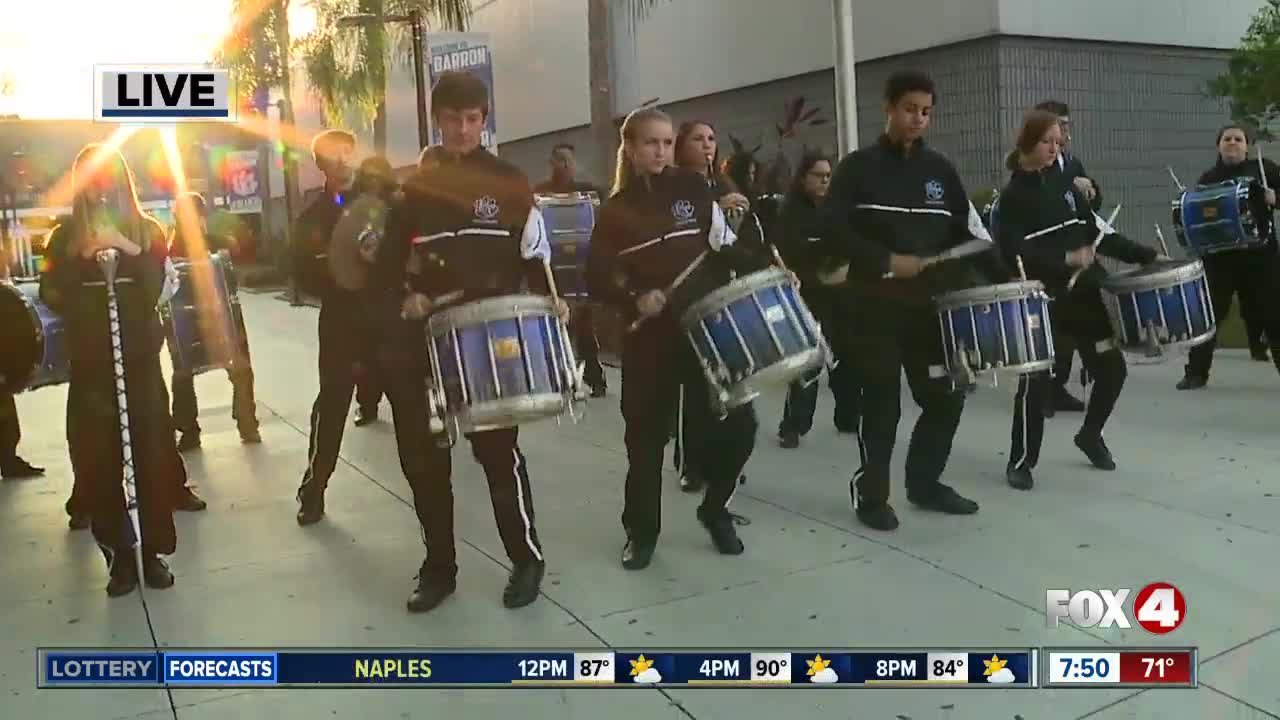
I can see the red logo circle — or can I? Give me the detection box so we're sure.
[1133,582,1187,634]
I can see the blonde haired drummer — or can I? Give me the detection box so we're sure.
[996,110,1161,491]
[587,105,759,571]
[368,71,566,615]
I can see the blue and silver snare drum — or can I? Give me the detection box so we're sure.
[536,192,599,300]
[1172,179,1267,255]
[162,250,244,375]
[0,280,70,394]
[1100,259,1215,357]
[426,294,581,439]
[682,267,825,412]
[935,281,1056,382]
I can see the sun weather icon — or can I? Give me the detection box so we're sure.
[983,654,1015,684]
[806,655,838,684]
[629,655,662,684]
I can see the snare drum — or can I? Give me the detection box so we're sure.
[426,294,580,438]
[535,192,598,299]
[935,281,1055,382]
[682,267,825,413]
[0,280,69,394]
[1172,179,1268,255]
[1100,259,1215,356]
[161,251,244,375]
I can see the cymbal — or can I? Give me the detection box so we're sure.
[329,195,387,291]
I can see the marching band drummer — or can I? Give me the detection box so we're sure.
[167,191,261,450]
[997,110,1161,490]
[587,106,759,570]
[1176,124,1280,390]
[817,71,1009,531]
[370,71,565,613]
[0,257,45,480]
[670,119,749,493]
[40,144,178,595]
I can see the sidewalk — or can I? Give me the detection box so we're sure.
[2,292,1277,719]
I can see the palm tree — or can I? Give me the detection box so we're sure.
[297,0,472,154]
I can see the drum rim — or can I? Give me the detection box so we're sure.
[0,281,47,393]
[680,266,791,328]
[428,293,559,334]
[1102,259,1204,292]
[534,192,600,207]
[934,280,1047,309]
[444,394,569,433]
[714,347,825,410]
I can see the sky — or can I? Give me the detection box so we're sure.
[0,0,317,120]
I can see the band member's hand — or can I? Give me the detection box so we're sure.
[1266,188,1276,207]
[718,193,750,212]
[1154,254,1173,262]
[1073,176,1096,201]
[887,253,926,279]
[785,270,801,288]
[1065,246,1095,268]
[400,292,432,319]
[554,298,570,323]
[636,289,666,318]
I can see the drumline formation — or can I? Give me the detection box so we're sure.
[2,68,1278,607]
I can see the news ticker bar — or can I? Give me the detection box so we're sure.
[37,648,1197,689]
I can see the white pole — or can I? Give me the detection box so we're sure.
[832,0,858,156]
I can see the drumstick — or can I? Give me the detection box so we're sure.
[1167,166,1186,192]
[1154,223,1170,258]
[1068,204,1122,290]
[1016,255,1027,282]
[541,257,562,302]
[1259,147,1270,192]
[627,250,709,332]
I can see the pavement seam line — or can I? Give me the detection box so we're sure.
[1200,625,1280,665]
[1200,682,1280,719]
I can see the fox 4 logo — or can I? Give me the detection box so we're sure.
[1046,582,1187,634]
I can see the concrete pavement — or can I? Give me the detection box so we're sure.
[2,290,1278,719]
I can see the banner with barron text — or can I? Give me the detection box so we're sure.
[425,32,498,155]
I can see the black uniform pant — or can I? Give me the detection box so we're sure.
[298,303,368,497]
[1185,252,1280,379]
[169,306,259,436]
[70,354,178,560]
[1051,326,1079,393]
[1010,287,1127,470]
[382,358,542,581]
[844,298,964,508]
[356,365,383,415]
[623,318,757,544]
[778,291,860,435]
[572,303,606,389]
[0,393,19,463]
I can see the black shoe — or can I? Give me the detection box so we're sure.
[1053,388,1086,412]
[834,418,857,434]
[407,571,457,614]
[1006,466,1034,490]
[354,408,378,427]
[778,431,800,449]
[176,432,201,452]
[621,539,655,570]
[1176,374,1207,391]
[1251,347,1270,362]
[68,512,91,531]
[1,456,45,479]
[502,561,545,608]
[1042,400,1056,418]
[908,485,980,515]
[106,553,139,597]
[142,555,175,589]
[855,502,900,531]
[589,383,607,398]
[679,472,704,493]
[175,487,207,512]
[296,488,325,526]
[697,508,745,555]
[1074,432,1116,470]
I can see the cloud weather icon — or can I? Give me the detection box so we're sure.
[629,655,661,684]
[987,667,1015,684]
[810,667,838,684]
[634,668,662,684]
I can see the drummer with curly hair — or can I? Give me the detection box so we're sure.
[369,71,567,614]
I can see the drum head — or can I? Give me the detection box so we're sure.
[1104,259,1203,293]
[0,283,41,393]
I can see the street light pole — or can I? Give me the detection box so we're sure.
[409,10,430,150]
[832,0,858,156]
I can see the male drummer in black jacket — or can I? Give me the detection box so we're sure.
[818,71,1009,532]
[370,71,567,613]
